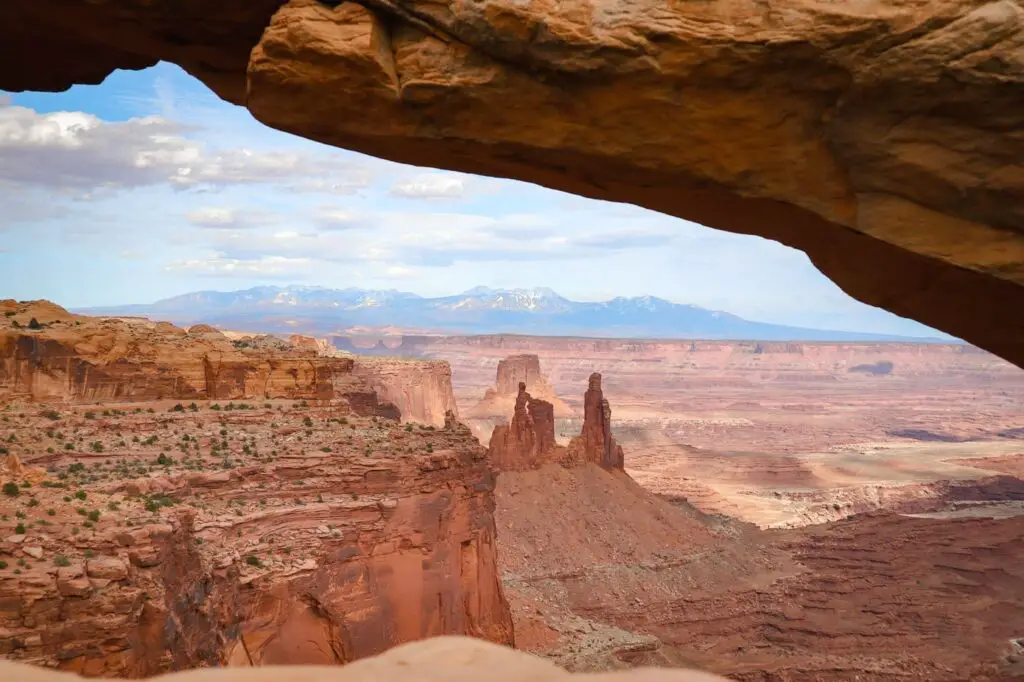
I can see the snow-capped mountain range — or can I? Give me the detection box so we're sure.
[77,285,945,341]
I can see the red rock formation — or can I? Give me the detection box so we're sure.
[468,354,570,419]
[351,357,459,428]
[488,383,557,472]
[0,302,416,418]
[496,355,551,396]
[489,375,622,472]
[566,374,625,470]
[0,398,513,674]
[288,334,330,355]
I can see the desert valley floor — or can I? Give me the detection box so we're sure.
[1,301,1023,680]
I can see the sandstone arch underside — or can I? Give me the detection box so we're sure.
[2,0,1022,366]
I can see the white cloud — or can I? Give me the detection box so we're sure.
[390,173,465,199]
[0,103,372,194]
[173,209,680,274]
[314,207,371,231]
[185,207,275,229]
[381,264,416,278]
[164,255,313,278]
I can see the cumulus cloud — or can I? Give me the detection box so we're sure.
[0,103,371,194]
[185,207,276,229]
[390,173,465,199]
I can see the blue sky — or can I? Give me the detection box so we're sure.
[1,63,945,337]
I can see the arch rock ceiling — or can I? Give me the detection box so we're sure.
[2,0,1022,366]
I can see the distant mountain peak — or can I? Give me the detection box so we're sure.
[74,284,947,342]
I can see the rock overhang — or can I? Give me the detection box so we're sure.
[0,0,1021,366]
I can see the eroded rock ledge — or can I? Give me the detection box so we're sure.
[1,0,1022,366]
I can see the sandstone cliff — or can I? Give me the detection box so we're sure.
[352,357,459,428]
[488,373,623,472]
[2,1,1020,366]
[0,302,455,424]
[0,400,513,674]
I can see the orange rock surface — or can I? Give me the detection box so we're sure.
[0,303,458,427]
[0,398,512,674]
[352,357,459,428]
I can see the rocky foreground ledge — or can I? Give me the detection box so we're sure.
[0,637,727,682]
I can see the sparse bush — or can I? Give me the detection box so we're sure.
[170,403,185,412]
[74,490,87,501]
[41,410,61,421]
[245,555,260,567]
[87,510,101,522]
[53,555,70,567]
[2,482,19,497]
[27,317,43,330]
[14,523,25,534]
[84,411,95,419]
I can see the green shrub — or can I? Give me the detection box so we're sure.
[14,523,25,534]
[2,482,19,497]
[53,555,70,567]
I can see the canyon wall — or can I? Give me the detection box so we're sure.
[351,357,459,428]
[0,397,513,674]
[0,303,456,425]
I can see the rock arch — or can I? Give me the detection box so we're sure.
[2,0,1021,365]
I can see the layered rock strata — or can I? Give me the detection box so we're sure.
[352,357,459,427]
[0,401,513,674]
[0,302,455,425]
